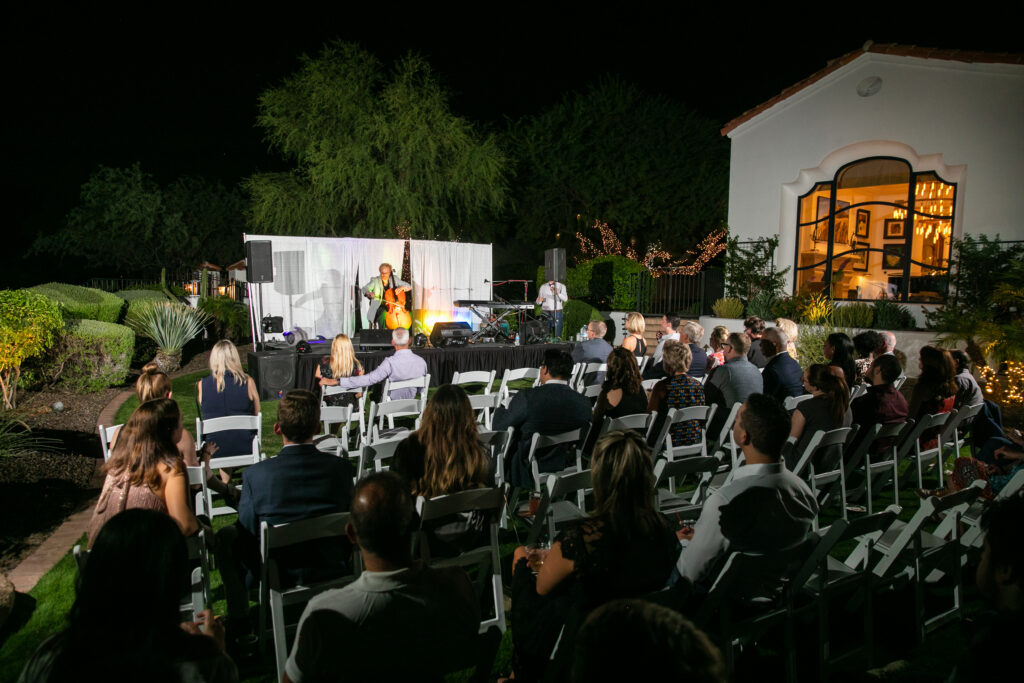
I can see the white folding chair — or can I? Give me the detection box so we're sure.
[783,393,813,411]
[497,367,541,401]
[195,415,263,516]
[568,363,584,392]
[321,385,367,448]
[598,412,656,439]
[523,470,592,547]
[637,355,650,375]
[382,373,430,402]
[653,455,719,516]
[791,427,854,529]
[895,412,953,489]
[527,428,586,493]
[641,378,660,392]
[850,383,868,400]
[844,421,911,514]
[581,384,602,402]
[575,362,606,392]
[451,370,496,395]
[356,434,408,479]
[367,397,425,442]
[940,403,983,459]
[893,374,907,391]
[479,427,515,490]
[313,405,353,457]
[650,405,717,461]
[468,392,501,431]
[416,488,507,634]
[954,469,1024,553]
[259,513,360,680]
[97,424,121,462]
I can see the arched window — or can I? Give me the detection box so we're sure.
[794,157,955,302]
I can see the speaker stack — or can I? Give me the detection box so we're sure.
[358,330,394,351]
[429,322,472,348]
[248,350,296,400]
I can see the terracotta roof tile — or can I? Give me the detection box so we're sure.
[721,42,1024,136]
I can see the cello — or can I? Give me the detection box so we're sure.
[382,286,412,329]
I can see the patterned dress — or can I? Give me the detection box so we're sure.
[654,375,706,446]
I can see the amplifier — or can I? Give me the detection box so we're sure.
[430,322,472,348]
[358,329,393,350]
[248,350,297,400]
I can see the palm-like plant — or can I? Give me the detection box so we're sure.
[126,301,210,372]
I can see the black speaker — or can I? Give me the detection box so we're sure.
[248,350,296,400]
[519,320,548,344]
[429,321,472,348]
[358,329,393,350]
[246,240,274,283]
[544,248,566,283]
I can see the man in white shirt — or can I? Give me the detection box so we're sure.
[536,280,568,338]
[643,314,681,380]
[675,394,818,590]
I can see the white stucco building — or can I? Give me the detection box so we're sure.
[722,42,1023,310]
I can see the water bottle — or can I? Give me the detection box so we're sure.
[579,325,587,342]
[514,332,520,346]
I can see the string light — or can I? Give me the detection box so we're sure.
[574,219,727,278]
[979,361,1024,405]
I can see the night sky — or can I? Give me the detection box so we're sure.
[3,6,1020,287]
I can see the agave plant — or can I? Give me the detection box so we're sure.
[127,301,211,373]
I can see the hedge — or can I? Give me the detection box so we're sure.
[536,255,652,311]
[30,283,125,323]
[36,319,134,392]
[562,300,604,341]
[115,289,169,323]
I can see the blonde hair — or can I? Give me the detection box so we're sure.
[329,334,362,379]
[136,363,171,403]
[625,312,645,335]
[775,318,799,358]
[709,326,729,351]
[209,340,248,393]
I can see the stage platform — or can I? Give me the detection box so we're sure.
[294,341,573,393]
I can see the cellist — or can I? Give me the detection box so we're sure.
[362,263,412,329]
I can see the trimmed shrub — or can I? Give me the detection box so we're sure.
[32,319,135,393]
[115,289,169,322]
[562,300,603,340]
[537,255,652,310]
[30,283,125,323]
[711,297,743,318]
[796,325,831,370]
[873,299,916,330]
[834,302,874,329]
[199,297,251,342]
[0,289,64,408]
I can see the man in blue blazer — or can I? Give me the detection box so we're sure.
[759,328,804,403]
[493,349,592,488]
[217,389,354,632]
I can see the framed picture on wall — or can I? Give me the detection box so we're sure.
[883,244,905,271]
[884,219,904,239]
[849,245,868,271]
[856,209,870,239]
[815,197,850,242]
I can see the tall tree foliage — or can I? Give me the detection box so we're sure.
[508,79,729,258]
[33,164,246,277]
[246,41,509,240]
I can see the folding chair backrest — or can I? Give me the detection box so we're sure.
[98,424,121,462]
[599,412,653,437]
[783,394,813,411]
[368,398,425,442]
[893,374,907,391]
[896,412,952,461]
[791,427,852,478]
[941,403,983,449]
[653,405,716,460]
[196,415,263,469]
[321,384,361,405]
[356,434,407,479]
[383,374,430,401]
[479,427,514,487]
[710,402,742,461]
[641,378,660,392]
[652,455,719,503]
[468,392,501,430]
[315,405,353,456]
[528,428,585,490]
[582,384,602,400]
[850,383,868,401]
[499,367,541,398]
[576,362,606,391]
[451,370,496,394]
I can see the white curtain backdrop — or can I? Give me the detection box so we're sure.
[244,235,488,337]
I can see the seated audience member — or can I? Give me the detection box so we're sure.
[392,384,493,556]
[879,330,897,356]
[744,317,768,368]
[923,425,1024,500]
[953,496,1024,683]
[760,327,804,402]
[620,312,647,358]
[19,509,236,683]
[704,332,763,438]
[824,332,857,387]
[775,318,799,359]
[283,472,479,683]
[643,314,681,379]
[786,364,852,471]
[314,333,363,407]
[571,599,725,683]
[647,341,706,448]
[706,325,729,370]
[197,340,261,486]
[493,349,592,488]
[951,349,984,415]
[586,347,648,453]
[908,345,958,447]
[676,395,818,590]
[849,354,909,456]
[853,331,884,383]
[215,390,355,632]
[572,320,613,385]
[332,327,428,399]
[88,399,201,545]
[679,321,708,378]
[510,431,680,681]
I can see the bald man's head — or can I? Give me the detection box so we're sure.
[349,472,414,565]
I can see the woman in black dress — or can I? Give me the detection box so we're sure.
[315,334,363,407]
[787,364,851,470]
[619,312,647,358]
[824,332,858,388]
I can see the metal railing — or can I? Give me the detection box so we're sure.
[630,270,724,316]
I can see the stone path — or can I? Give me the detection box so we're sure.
[5,389,133,593]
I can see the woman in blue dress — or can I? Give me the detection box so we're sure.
[197,340,261,485]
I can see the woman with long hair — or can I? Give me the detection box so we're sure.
[88,399,200,545]
[909,345,958,449]
[315,333,364,407]
[392,384,490,499]
[619,312,647,358]
[824,332,857,388]
[787,364,851,470]
[20,509,235,683]
[197,341,260,483]
[584,347,648,454]
[852,330,884,383]
[509,430,679,680]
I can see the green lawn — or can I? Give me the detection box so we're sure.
[2,373,977,680]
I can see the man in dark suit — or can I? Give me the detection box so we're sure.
[759,327,804,403]
[493,349,592,488]
[572,320,613,385]
[216,389,355,633]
